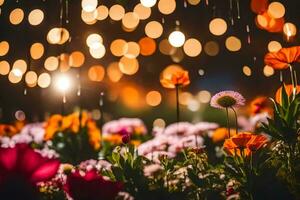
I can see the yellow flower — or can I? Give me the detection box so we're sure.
[212,128,237,143]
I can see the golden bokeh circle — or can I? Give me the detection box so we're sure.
[47,27,70,45]
[28,9,44,26]
[122,12,140,32]
[25,71,38,86]
[44,56,59,71]
[89,44,106,59]
[159,39,176,55]
[119,57,139,75]
[69,51,85,67]
[8,70,22,83]
[81,10,97,24]
[30,43,44,60]
[146,90,162,106]
[109,4,125,21]
[38,73,51,88]
[133,3,151,20]
[225,36,241,52]
[88,65,105,82]
[268,2,285,19]
[124,41,140,58]
[263,65,274,77]
[0,41,9,56]
[209,18,227,36]
[0,61,10,75]
[283,22,297,37]
[110,39,128,57]
[158,0,176,15]
[268,41,282,52]
[183,38,202,57]
[13,59,27,74]
[107,62,123,82]
[242,66,252,76]
[94,5,109,20]
[86,33,103,49]
[145,21,163,39]
[81,0,98,12]
[187,0,201,5]
[9,8,24,25]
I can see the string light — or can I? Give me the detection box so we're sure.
[168,30,185,47]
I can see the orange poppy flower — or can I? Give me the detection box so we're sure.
[223,132,268,157]
[160,69,190,89]
[249,96,273,115]
[275,84,300,104]
[264,46,300,70]
[87,121,101,150]
[103,134,123,144]
[0,125,18,137]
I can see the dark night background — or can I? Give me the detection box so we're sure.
[0,0,300,127]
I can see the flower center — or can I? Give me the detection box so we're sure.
[216,96,237,108]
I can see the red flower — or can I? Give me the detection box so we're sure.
[0,144,60,199]
[64,170,123,200]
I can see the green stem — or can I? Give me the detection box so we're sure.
[225,107,231,138]
[175,84,180,123]
[289,65,296,100]
[231,107,238,135]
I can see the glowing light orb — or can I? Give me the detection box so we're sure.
[168,30,185,47]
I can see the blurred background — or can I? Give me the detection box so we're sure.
[0,0,300,128]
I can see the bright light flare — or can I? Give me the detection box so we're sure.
[55,74,71,93]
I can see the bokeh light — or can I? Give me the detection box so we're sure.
[153,118,166,128]
[81,0,98,12]
[263,65,274,77]
[47,27,70,45]
[183,38,202,57]
[139,37,156,56]
[179,92,193,105]
[268,41,282,52]
[30,43,44,60]
[159,39,176,55]
[140,0,157,8]
[209,18,227,36]
[0,61,10,75]
[69,51,85,67]
[38,73,51,88]
[25,71,38,87]
[168,30,185,47]
[86,33,103,49]
[89,44,106,59]
[197,90,211,103]
[88,65,105,82]
[122,12,140,32]
[8,70,22,83]
[55,74,71,92]
[44,56,59,71]
[28,9,44,26]
[146,91,162,106]
[204,41,219,56]
[145,21,163,39]
[9,8,24,25]
[283,22,297,38]
[110,39,128,57]
[109,4,125,21]
[0,41,9,56]
[81,10,97,24]
[94,5,109,20]
[225,36,241,52]
[13,59,27,74]
[15,110,26,121]
[242,66,252,76]
[158,0,176,15]
[107,62,123,82]
[187,0,201,5]
[124,41,140,58]
[268,2,285,19]
[119,57,139,75]
[133,3,151,20]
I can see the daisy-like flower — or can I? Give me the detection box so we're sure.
[210,90,245,109]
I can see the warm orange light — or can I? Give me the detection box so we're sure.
[30,43,44,60]
[146,91,162,106]
[0,41,9,56]
[139,37,156,56]
[119,57,139,75]
[88,65,105,82]
[145,21,163,39]
[69,51,85,67]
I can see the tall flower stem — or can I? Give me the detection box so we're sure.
[225,107,231,138]
[289,65,296,99]
[175,84,180,123]
[231,107,238,135]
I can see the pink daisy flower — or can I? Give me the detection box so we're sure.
[210,90,245,109]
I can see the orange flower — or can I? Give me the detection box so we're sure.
[264,46,300,70]
[212,128,237,143]
[275,84,300,104]
[130,140,141,147]
[160,69,190,89]
[103,134,123,144]
[87,120,101,150]
[0,125,18,137]
[249,96,272,115]
[223,132,268,157]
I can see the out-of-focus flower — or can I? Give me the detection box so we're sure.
[249,96,272,115]
[211,128,237,143]
[102,118,147,145]
[0,121,25,137]
[44,112,101,150]
[0,144,60,199]
[238,113,269,132]
[275,84,300,105]
[64,169,123,200]
[264,46,300,70]
[210,91,245,109]
[223,132,268,157]
[145,151,176,163]
[160,69,190,89]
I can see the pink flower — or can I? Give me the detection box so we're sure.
[0,144,60,199]
[64,169,123,200]
[210,91,245,109]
